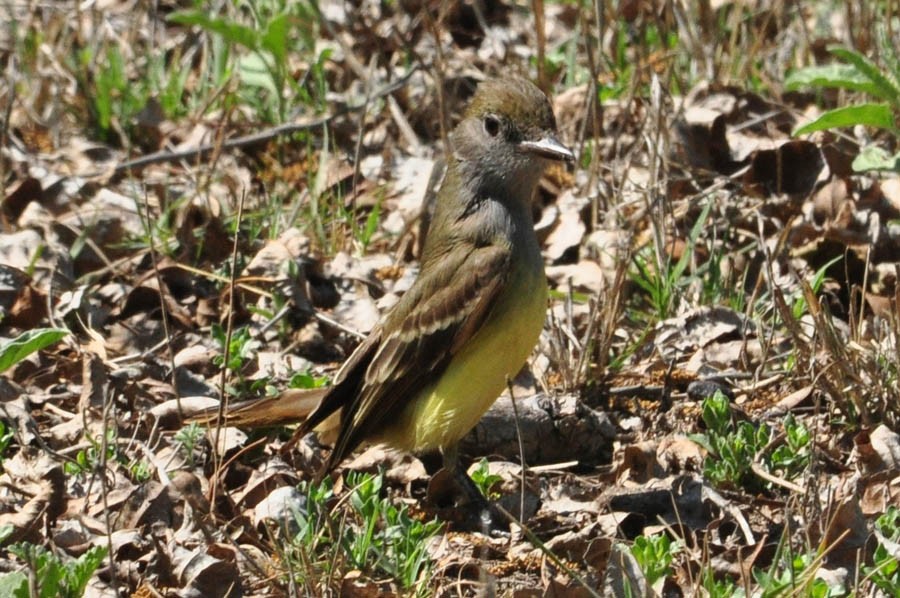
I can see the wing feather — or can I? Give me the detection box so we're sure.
[324,243,511,469]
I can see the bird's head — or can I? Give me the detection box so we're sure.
[450,77,573,198]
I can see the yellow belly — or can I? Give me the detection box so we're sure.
[377,269,547,453]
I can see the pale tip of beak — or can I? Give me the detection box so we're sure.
[520,135,575,162]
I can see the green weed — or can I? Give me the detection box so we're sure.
[469,458,503,500]
[169,0,330,123]
[629,201,712,323]
[787,27,900,172]
[64,430,118,477]
[631,533,681,589]
[174,423,206,468]
[0,421,13,467]
[865,506,900,594]
[690,392,810,493]
[282,472,441,596]
[211,324,264,397]
[0,543,108,598]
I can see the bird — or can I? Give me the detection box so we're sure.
[203,76,573,508]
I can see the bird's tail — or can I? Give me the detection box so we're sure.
[189,388,328,429]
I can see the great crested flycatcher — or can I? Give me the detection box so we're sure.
[209,76,573,484]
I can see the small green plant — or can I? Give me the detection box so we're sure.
[629,201,712,323]
[64,430,118,476]
[168,0,330,123]
[127,459,153,483]
[289,475,334,552]
[71,43,145,144]
[122,193,184,260]
[690,392,811,493]
[66,33,196,145]
[768,413,811,481]
[699,566,743,597]
[597,22,680,101]
[631,533,681,590]
[864,507,900,594]
[212,324,257,372]
[343,472,442,590]
[287,370,329,390]
[0,524,14,544]
[752,550,846,597]
[469,458,503,500]
[211,325,264,396]
[174,423,206,468]
[699,526,847,597]
[146,51,193,121]
[0,543,108,598]
[690,392,767,492]
[696,231,752,314]
[787,30,900,172]
[354,198,383,254]
[284,472,441,595]
[791,256,843,321]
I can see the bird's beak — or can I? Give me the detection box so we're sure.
[520,135,575,162]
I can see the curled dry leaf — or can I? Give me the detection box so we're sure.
[252,485,305,529]
[657,435,705,474]
[544,191,587,263]
[340,570,399,598]
[855,424,900,474]
[860,471,900,516]
[345,447,428,485]
[654,306,756,370]
[744,139,828,196]
[232,458,302,510]
[0,458,65,543]
[616,440,663,483]
[170,543,243,598]
[545,260,606,295]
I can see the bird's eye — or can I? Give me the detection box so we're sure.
[483,114,501,138]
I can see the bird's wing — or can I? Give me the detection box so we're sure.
[324,242,512,469]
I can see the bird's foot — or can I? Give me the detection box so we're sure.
[426,467,508,533]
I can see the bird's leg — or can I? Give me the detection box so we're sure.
[426,444,504,531]
[441,444,491,508]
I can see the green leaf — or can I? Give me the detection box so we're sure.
[288,371,329,389]
[238,53,279,95]
[0,328,69,373]
[852,145,900,172]
[260,13,289,65]
[793,103,895,136]
[65,546,108,598]
[0,523,14,543]
[785,63,882,96]
[0,571,28,597]
[37,558,63,598]
[688,433,716,455]
[830,46,900,105]
[168,11,259,50]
